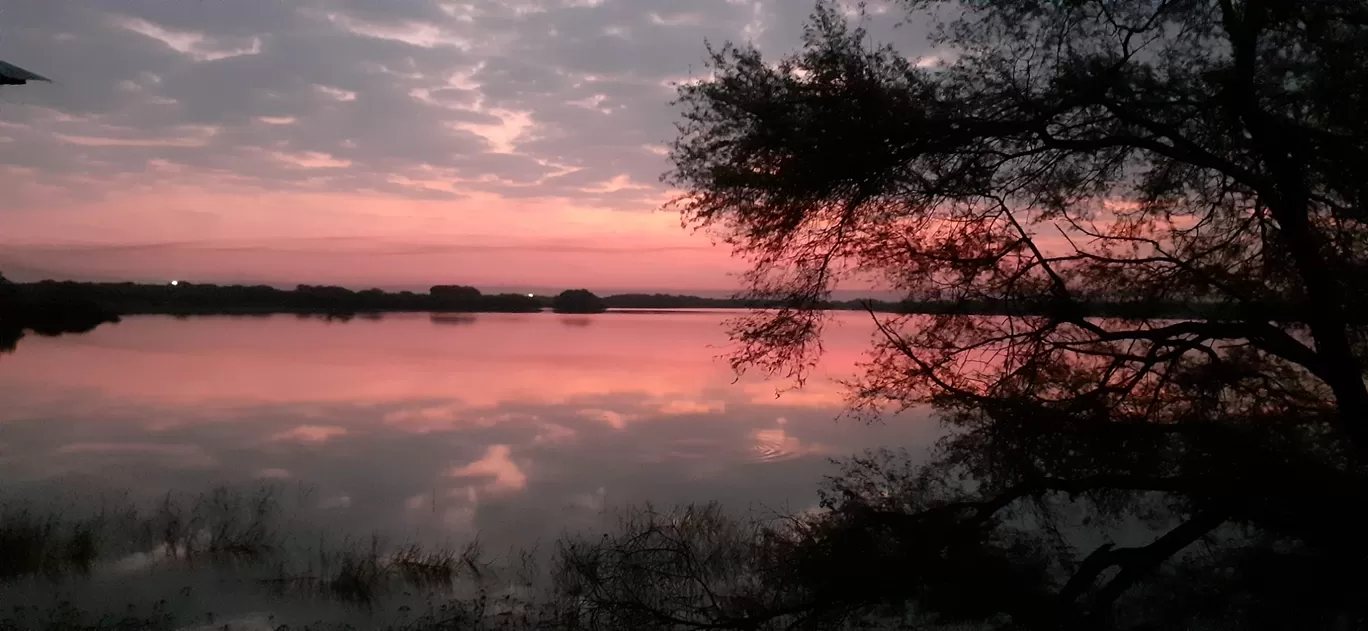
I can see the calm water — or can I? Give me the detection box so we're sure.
[0,311,936,550]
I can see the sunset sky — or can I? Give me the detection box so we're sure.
[0,0,928,292]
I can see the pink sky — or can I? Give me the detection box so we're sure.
[0,0,937,292]
[0,180,743,291]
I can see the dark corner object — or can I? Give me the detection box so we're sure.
[1,276,119,353]
[0,60,51,86]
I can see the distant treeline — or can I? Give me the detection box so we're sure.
[1,276,121,351]
[8,281,544,316]
[2,278,1307,346]
[598,292,1301,320]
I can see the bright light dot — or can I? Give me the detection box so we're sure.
[527,293,534,298]
[170,280,179,286]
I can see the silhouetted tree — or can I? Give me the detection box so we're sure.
[666,0,1368,628]
[0,272,20,353]
[553,289,608,314]
[0,328,20,353]
[0,272,14,308]
[430,285,483,301]
[430,284,484,311]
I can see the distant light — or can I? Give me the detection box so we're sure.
[170,280,179,286]
[527,293,534,298]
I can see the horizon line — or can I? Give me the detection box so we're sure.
[7,276,908,299]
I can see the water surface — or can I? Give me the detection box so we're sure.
[0,311,936,551]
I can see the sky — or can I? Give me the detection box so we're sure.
[0,0,930,292]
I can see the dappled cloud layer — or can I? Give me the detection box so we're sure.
[0,0,931,289]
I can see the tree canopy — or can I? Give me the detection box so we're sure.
[553,289,608,314]
[430,285,483,301]
[665,0,1368,627]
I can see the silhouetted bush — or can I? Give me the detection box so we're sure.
[0,280,543,320]
[0,275,120,351]
[431,284,482,300]
[552,289,607,314]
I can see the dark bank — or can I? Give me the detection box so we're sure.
[1,275,1320,347]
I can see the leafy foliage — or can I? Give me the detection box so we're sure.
[552,289,608,314]
[667,0,1368,627]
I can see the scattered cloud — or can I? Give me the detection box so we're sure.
[449,444,528,493]
[656,399,727,416]
[0,0,935,286]
[750,428,824,462]
[580,408,633,429]
[270,424,350,444]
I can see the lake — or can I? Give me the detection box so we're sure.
[0,310,938,626]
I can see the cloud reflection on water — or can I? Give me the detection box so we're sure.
[0,311,939,549]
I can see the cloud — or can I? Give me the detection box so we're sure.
[2,0,934,200]
[270,424,349,443]
[749,428,825,462]
[656,399,727,416]
[580,408,632,429]
[0,0,936,286]
[448,444,528,493]
[1,0,727,200]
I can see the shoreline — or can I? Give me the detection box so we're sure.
[3,280,1311,347]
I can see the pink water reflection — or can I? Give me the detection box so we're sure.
[0,311,936,548]
[2,312,869,413]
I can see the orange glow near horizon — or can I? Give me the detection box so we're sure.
[0,183,744,290]
[0,175,1141,292]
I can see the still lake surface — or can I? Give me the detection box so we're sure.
[0,310,938,623]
